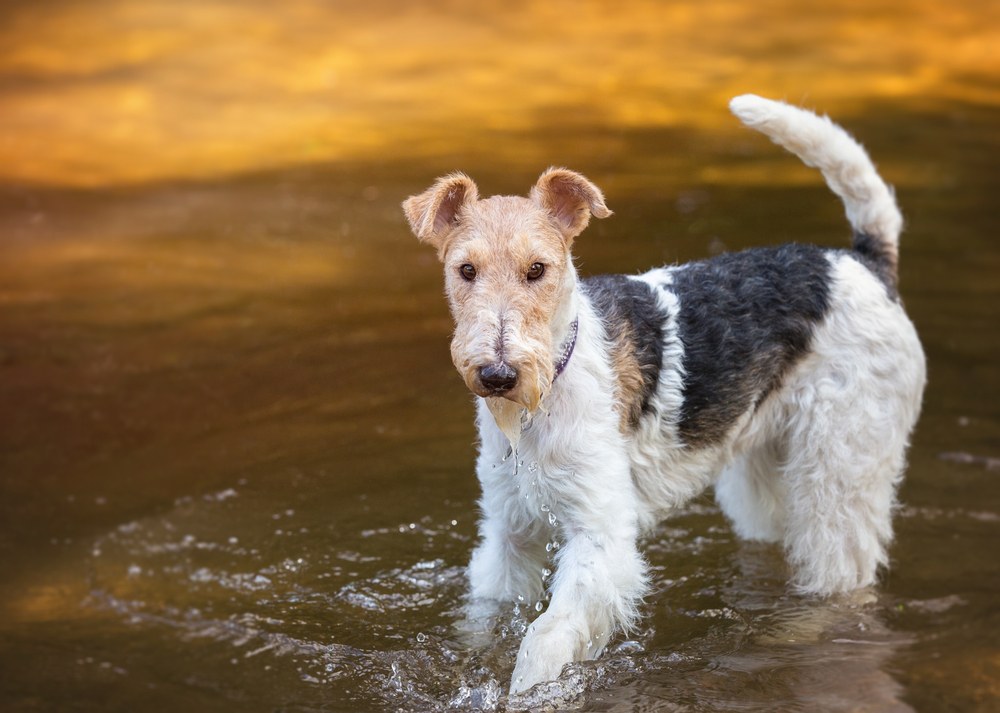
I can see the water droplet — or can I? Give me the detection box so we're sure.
[542,567,551,578]
[545,542,553,552]
[416,632,427,643]
[502,446,513,462]
[517,594,525,602]
[528,462,539,473]
[535,601,543,612]
[548,512,558,526]
[540,503,550,512]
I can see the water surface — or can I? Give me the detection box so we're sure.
[1,1,998,711]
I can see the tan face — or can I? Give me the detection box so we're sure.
[403,168,611,411]
[441,196,572,409]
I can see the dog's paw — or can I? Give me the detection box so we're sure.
[509,613,589,694]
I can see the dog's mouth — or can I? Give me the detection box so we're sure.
[468,361,549,410]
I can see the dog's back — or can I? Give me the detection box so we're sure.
[607,96,926,594]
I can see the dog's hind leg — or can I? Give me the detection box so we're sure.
[779,254,924,596]
[779,354,920,591]
[780,404,903,596]
[715,443,787,544]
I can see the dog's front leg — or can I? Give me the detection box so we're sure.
[461,462,550,644]
[509,512,646,694]
[457,512,547,648]
[467,510,548,606]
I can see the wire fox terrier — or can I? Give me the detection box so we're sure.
[403,95,926,694]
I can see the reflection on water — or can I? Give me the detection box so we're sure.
[1,0,998,711]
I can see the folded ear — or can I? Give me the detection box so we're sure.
[402,173,479,252]
[530,167,612,242]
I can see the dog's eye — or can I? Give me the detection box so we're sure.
[460,264,477,281]
[526,263,545,281]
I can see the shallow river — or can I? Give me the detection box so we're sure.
[1,1,997,711]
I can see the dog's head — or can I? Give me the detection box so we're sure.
[403,168,611,412]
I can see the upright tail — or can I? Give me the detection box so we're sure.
[729,94,902,289]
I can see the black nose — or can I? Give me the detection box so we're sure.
[478,362,518,394]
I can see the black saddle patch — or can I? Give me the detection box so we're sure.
[670,243,833,448]
[582,274,665,426]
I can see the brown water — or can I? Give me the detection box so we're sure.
[1,1,998,711]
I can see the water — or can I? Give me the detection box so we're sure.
[1,1,998,711]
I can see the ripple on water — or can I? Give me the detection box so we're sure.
[78,483,932,711]
[82,484,528,709]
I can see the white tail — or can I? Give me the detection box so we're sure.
[730,94,901,286]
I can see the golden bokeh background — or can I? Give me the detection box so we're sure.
[1,0,996,188]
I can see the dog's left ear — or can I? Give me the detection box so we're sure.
[531,167,612,242]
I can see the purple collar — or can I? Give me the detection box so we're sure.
[552,318,579,383]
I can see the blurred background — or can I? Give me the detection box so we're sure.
[0,1,997,711]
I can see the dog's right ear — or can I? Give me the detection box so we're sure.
[402,173,479,253]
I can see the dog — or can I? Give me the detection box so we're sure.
[402,95,926,695]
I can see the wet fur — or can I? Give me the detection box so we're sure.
[403,95,926,695]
